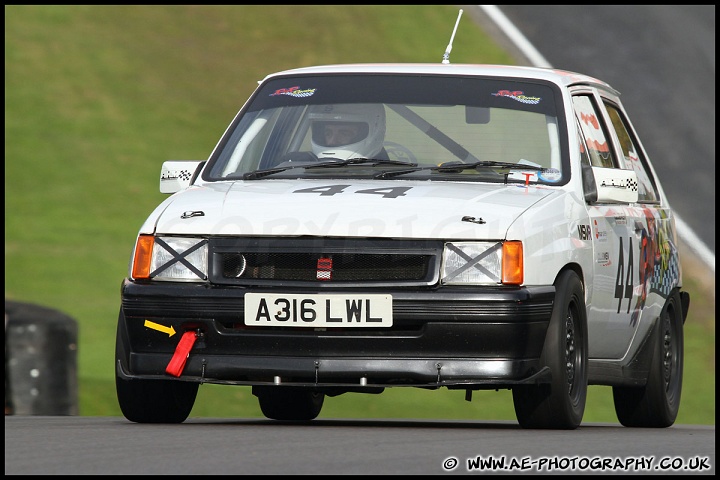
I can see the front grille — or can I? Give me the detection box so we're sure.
[221,252,428,281]
[210,237,442,287]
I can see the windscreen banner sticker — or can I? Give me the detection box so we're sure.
[491,90,541,105]
[270,86,316,98]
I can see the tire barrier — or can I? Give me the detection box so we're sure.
[5,300,79,415]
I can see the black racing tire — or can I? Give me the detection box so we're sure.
[512,270,588,429]
[115,309,198,423]
[612,291,684,427]
[254,386,325,421]
[116,375,198,424]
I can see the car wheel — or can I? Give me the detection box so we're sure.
[253,386,325,421]
[612,291,683,427]
[115,309,198,423]
[116,376,198,424]
[512,270,588,429]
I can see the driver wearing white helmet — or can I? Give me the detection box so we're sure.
[309,103,387,160]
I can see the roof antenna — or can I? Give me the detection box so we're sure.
[442,9,464,65]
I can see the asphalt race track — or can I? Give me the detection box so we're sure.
[4,416,715,475]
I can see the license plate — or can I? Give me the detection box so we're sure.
[244,293,393,327]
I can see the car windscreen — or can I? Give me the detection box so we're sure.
[204,74,568,185]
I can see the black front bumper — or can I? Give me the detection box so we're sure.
[117,279,555,389]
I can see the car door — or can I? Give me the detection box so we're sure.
[572,91,639,360]
[600,97,673,351]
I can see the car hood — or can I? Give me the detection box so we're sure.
[148,180,558,239]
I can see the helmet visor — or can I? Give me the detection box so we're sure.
[312,121,369,148]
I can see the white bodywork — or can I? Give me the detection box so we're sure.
[133,64,681,363]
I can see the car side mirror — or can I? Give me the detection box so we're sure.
[159,161,205,194]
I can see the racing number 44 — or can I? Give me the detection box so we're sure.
[614,236,634,314]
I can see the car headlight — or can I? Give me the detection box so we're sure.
[441,241,523,285]
[131,235,208,282]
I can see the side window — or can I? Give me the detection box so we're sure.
[603,102,659,203]
[572,95,616,168]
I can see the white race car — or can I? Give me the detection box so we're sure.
[116,63,689,429]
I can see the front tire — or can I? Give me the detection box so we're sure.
[253,386,325,421]
[115,308,198,423]
[512,270,588,429]
[116,375,198,424]
[612,291,684,427]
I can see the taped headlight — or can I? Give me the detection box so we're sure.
[441,241,523,285]
[442,242,502,285]
[132,235,208,281]
[441,241,524,285]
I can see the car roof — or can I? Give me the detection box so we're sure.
[262,63,617,94]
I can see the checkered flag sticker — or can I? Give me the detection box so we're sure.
[161,166,194,183]
[651,244,680,297]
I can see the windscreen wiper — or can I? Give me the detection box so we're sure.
[242,158,416,180]
[374,161,545,179]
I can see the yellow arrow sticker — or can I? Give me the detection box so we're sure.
[144,320,176,337]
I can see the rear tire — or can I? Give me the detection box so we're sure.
[115,308,198,423]
[612,291,683,427]
[254,386,325,421]
[512,270,588,429]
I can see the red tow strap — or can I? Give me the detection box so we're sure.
[165,331,198,377]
